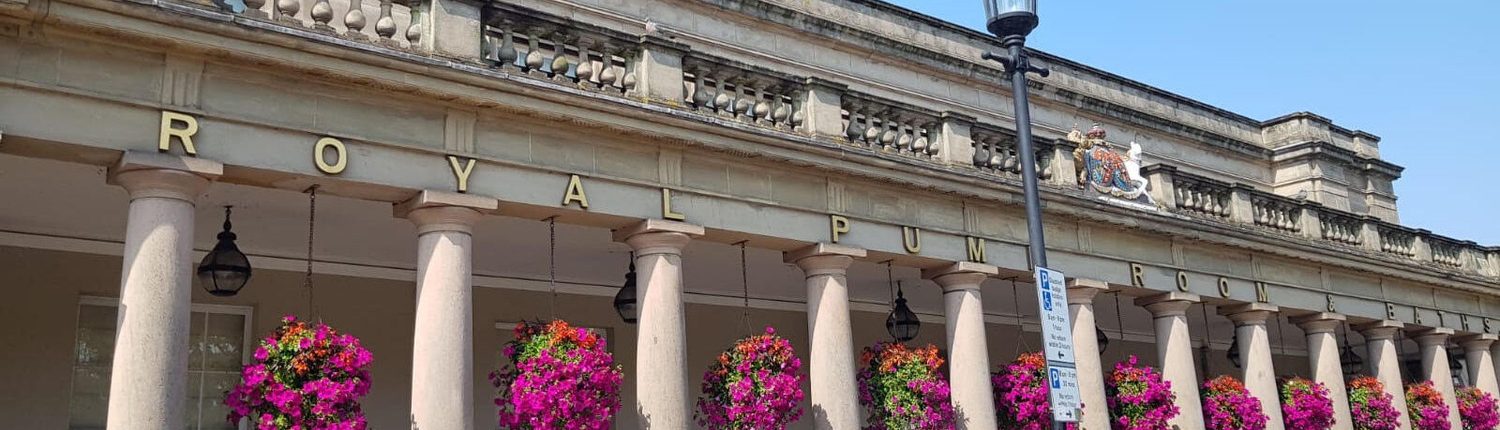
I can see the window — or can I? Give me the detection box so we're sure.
[68,297,252,430]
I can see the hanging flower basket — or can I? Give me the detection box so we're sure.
[993,352,1079,430]
[1457,387,1499,430]
[1347,376,1402,430]
[1105,355,1179,430]
[694,326,806,429]
[225,316,374,430]
[857,341,955,430]
[489,320,622,430]
[1202,375,1268,430]
[1407,381,1453,430]
[1281,377,1336,430]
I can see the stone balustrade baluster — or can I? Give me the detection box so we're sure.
[404,0,421,46]
[274,0,300,23]
[309,0,333,30]
[374,0,396,43]
[343,0,367,39]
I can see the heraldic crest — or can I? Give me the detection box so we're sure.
[1068,124,1154,205]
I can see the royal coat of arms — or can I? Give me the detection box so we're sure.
[1068,124,1155,205]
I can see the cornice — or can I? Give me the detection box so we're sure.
[1272,141,1404,178]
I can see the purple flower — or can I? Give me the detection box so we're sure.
[1280,377,1335,430]
[224,318,373,430]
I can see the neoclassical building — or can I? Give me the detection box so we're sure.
[0,0,1496,429]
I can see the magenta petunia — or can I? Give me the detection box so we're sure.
[225,316,373,430]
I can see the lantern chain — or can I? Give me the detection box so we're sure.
[737,240,750,335]
[548,216,557,320]
[1199,303,1213,376]
[304,184,319,320]
[1011,277,1032,353]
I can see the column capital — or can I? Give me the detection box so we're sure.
[1219,302,1279,325]
[923,261,997,292]
[1065,278,1109,304]
[1415,327,1457,347]
[613,219,704,256]
[784,243,865,276]
[107,151,223,201]
[1356,320,1405,340]
[1460,334,1500,351]
[1135,292,1200,317]
[396,190,497,234]
[1291,312,1345,334]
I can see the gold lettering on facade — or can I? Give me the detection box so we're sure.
[446,156,475,192]
[1130,264,1145,288]
[1387,303,1398,320]
[829,215,850,243]
[313,137,347,175]
[1414,308,1423,325]
[901,227,921,254]
[159,110,199,155]
[1463,315,1471,331]
[1218,277,1231,298]
[1175,271,1189,292]
[1255,282,1269,303]
[1437,310,1445,325]
[1326,294,1336,312]
[661,189,685,221]
[562,175,589,209]
[1486,318,1494,334]
[966,237,986,263]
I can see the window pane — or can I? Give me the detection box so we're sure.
[204,313,246,371]
[75,305,117,367]
[188,311,207,371]
[67,367,110,430]
[185,372,203,430]
[200,372,242,430]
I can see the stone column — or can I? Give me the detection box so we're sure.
[786,243,866,430]
[925,262,999,430]
[1461,334,1500,397]
[1220,303,1285,430]
[1416,328,1461,426]
[104,152,221,430]
[1066,279,1110,430]
[614,219,704,429]
[1357,320,1411,430]
[1292,313,1354,430]
[636,35,690,104]
[399,191,497,430]
[937,111,976,167]
[1135,292,1204,430]
[801,77,848,140]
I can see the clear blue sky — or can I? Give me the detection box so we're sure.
[886,0,1498,246]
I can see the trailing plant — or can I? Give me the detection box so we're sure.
[857,341,955,430]
[1280,377,1336,430]
[1201,375,1268,430]
[225,315,374,430]
[1104,355,1179,430]
[1347,376,1402,430]
[992,352,1079,430]
[1407,381,1452,430]
[694,326,806,430]
[1457,387,1499,430]
[489,320,622,430]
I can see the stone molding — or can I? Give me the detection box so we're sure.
[613,219,703,257]
[923,261,997,293]
[107,151,223,202]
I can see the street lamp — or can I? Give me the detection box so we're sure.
[980,0,1050,270]
[614,253,639,324]
[198,206,252,297]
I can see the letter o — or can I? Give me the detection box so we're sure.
[314,137,347,175]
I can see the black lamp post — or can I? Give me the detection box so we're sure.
[198,206,252,297]
[980,0,1050,271]
[1096,326,1109,353]
[614,253,639,324]
[886,288,921,342]
[1227,333,1243,369]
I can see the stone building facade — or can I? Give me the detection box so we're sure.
[0,0,1496,429]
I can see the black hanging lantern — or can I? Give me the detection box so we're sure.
[1340,344,1365,377]
[1227,332,1243,369]
[1096,326,1110,353]
[197,206,251,297]
[886,287,921,342]
[614,253,639,324]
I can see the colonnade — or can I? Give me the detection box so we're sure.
[103,153,1500,430]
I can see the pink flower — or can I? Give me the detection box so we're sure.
[225,318,373,430]
[1281,377,1335,430]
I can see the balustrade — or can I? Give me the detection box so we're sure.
[841,94,940,160]
[1251,195,1302,234]
[482,7,637,95]
[1319,212,1363,246]
[1171,176,1231,219]
[241,0,417,47]
[683,55,803,131]
[971,124,1052,179]
[1431,239,1465,268]
[1378,225,1417,258]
